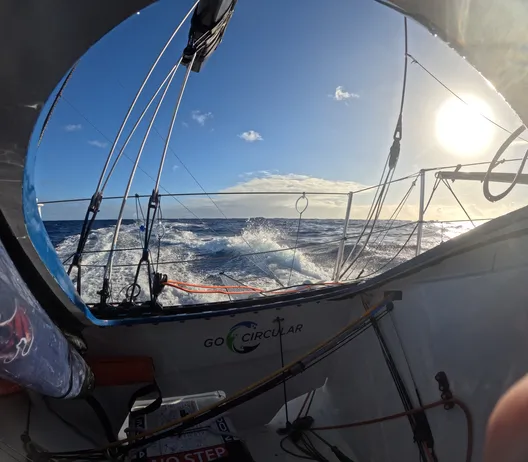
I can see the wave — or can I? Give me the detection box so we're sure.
[55,221,334,306]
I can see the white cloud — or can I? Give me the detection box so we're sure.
[239,130,263,142]
[64,124,82,132]
[331,86,359,102]
[175,173,368,219]
[191,110,213,126]
[172,165,179,172]
[88,140,109,149]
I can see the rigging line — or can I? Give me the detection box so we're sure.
[103,59,181,287]
[39,61,78,145]
[340,168,396,280]
[363,298,431,462]
[389,310,422,407]
[352,177,442,280]
[356,178,417,276]
[394,17,408,140]
[340,19,407,279]
[279,437,314,460]
[441,178,476,228]
[338,169,390,278]
[275,317,291,427]
[300,310,389,374]
[296,390,314,420]
[367,178,416,250]
[95,0,199,193]
[152,125,285,288]
[408,53,528,143]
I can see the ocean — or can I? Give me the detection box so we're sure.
[44,219,473,306]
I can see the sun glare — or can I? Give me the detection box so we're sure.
[435,95,494,157]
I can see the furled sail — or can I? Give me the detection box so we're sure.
[182,0,237,72]
[388,0,528,126]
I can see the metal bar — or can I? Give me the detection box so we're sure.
[154,54,195,194]
[101,60,182,192]
[333,192,353,282]
[94,0,199,193]
[416,170,425,256]
[104,64,180,282]
[436,171,528,185]
[422,157,523,173]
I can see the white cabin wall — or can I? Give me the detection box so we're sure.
[84,296,353,430]
[322,221,528,460]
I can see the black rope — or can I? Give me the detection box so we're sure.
[280,436,313,460]
[364,298,434,462]
[85,396,117,443]
[275,316,291,428]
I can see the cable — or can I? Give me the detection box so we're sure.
[339,18,408,280]
[350,176,442,280]
[355,178,416,277]
[408,53,528,204]
[441,179,475,227]
[296,391,313,421]
[408,54,528,143]
[312,397,473,462]
[275,316,291,427]
[483,125,528,202]
[280,436,313,460]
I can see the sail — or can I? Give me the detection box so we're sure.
[388,0,528,127]
[182,0,237,72]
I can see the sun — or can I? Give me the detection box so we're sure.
[435,95,494,157]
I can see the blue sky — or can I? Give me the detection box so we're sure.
[34,0,527,220]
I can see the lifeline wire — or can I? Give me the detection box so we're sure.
[152,125,285,288]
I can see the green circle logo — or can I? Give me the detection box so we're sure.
[226,321,260,354]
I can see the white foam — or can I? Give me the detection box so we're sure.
[55,221,332,307]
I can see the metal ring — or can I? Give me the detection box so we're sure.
[295,194,309,215]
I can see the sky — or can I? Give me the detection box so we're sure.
[34,0,528,222]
